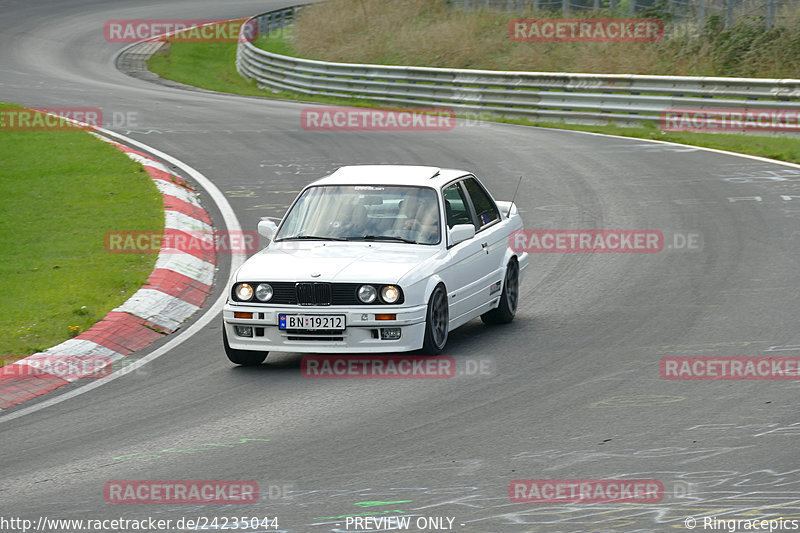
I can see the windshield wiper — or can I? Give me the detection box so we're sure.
[348,235,420,244]
[279,235,346,241]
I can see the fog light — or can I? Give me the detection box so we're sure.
[234,325,253,337]
[380,328,401,340]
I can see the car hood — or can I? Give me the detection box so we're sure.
[236,241,441,283]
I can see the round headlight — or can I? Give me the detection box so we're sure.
[235,283,254,301]
[357,284,377,304]
[381,285,400,303]
[255,283,273,302]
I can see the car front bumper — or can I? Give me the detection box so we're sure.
[222,303,428,353]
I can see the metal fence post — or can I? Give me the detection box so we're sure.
[697,0,705,25]
[725,0,734,28]
[562,0,569,15]
[766,0,776,30]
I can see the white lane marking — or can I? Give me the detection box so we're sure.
[519,124,800,170]
[0,128,244,423]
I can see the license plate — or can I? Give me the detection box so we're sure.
[279,314,345,331]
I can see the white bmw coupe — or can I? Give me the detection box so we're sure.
[222,165,528,365]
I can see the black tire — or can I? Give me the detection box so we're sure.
[223,328,268,366]
[481,259,519,325]
[421,284,449,355]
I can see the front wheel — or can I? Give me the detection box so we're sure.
[481,259,519,325]
[223,328,268,366]
[421,284,449,355]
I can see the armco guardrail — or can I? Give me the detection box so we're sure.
[236,6,800,126]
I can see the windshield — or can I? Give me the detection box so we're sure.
[275,185,440,245]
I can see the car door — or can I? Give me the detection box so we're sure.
[461,177,507,310]
[438,181,488,326]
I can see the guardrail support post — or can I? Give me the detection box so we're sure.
[726,0,735,28]
[766,0,776,30]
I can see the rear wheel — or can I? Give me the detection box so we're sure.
[223,328,268,366]
[481,259,519,325]
[421,284,449,355]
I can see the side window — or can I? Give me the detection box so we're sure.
[442,183,473,229]
[464,178,500,228]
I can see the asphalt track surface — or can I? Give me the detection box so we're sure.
[1,1,799,531]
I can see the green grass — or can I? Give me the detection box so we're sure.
[0,103,164,360]
[253,27,297,57]
[148,33,399,108]
[148,41,269,96]
[288,0,800,77]
[488,118,800,164]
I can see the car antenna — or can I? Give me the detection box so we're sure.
[508,176,523,218]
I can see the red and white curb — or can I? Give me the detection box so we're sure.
[0,136,216,410]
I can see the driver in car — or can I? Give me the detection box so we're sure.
[400,195,439,244]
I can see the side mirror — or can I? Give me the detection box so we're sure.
[448,224,475,246]
[257,219,278,241]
